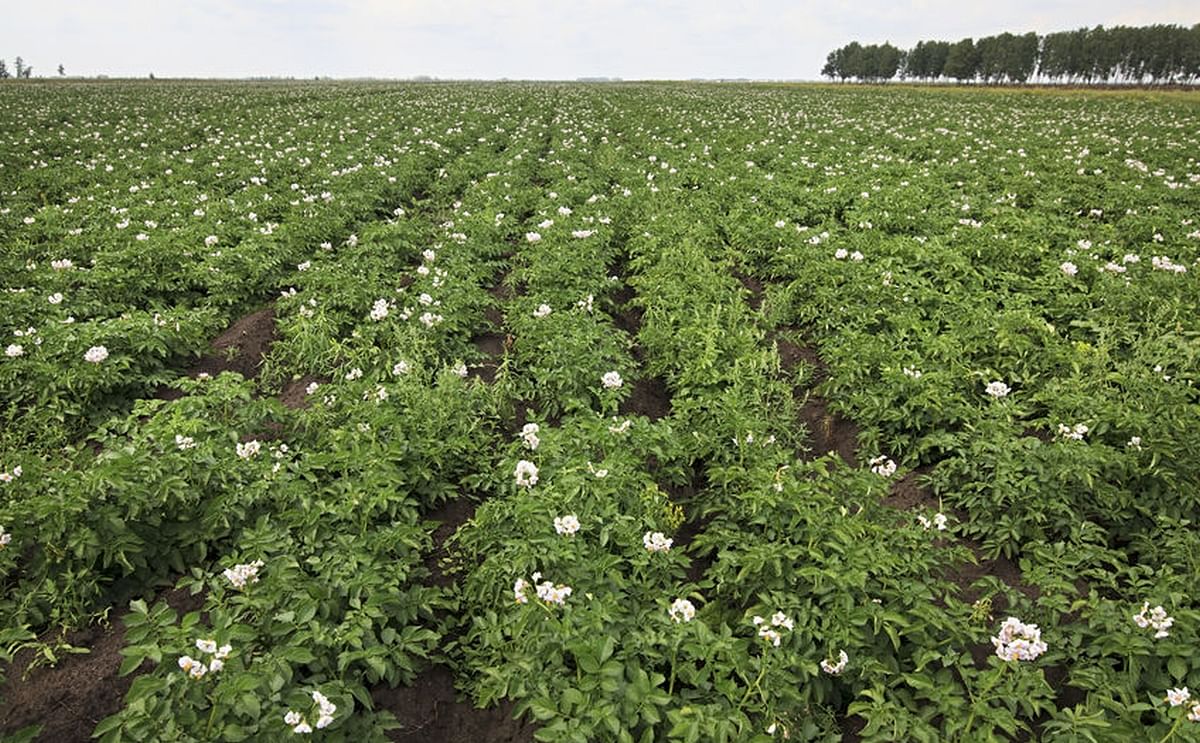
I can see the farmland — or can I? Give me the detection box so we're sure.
[0,80,1199,742]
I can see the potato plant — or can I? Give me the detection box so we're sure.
[2,81,1199,742]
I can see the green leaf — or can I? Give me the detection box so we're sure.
[92,715,122,740]
[117,652,146,677]
[529,700,558,721]
[561,687,585,711]
[280,647,315,664]
[1168,656,1187,681]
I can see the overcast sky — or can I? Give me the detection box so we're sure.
[3,1,1197,80]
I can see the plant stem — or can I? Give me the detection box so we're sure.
[205,694,218,738]
[738,658,768,709]
[1158,710,1186,743]
[961,662,1007,741]
[668,639,679,696]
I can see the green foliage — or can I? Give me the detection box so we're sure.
[1,81,1199,742]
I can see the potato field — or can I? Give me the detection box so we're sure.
[1,81,1199,742]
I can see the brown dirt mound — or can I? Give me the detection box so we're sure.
[489,282,514,302]
[423,497,476,589]
[881,472,1039,612]
[840,714,866,742]
[659,464,712,585]
[372,666,535,743]
[878,470,1038,608]
[881,468,938,511]
[154,306,277,401]
[950,540,1039,605]
[188,306,277,381]
[733,271,765,311]
[509,401,560,436]
[773,336,856,463]
[610,286,644,336]
[619,376,672,421]
[797,395,859,466]
[773,331,1039,619]
[469,333,507,385]
[776,338,826,382]
[278,375,324,410]
[677,516,716,585]
[483,306,505,327]
[0,588,204,742]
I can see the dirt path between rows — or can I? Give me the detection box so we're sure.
[0,588,204,742]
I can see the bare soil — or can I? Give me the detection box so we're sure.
[619,375,672,421]
[0,588,204,742]
[155,305,277,400]
[776,338,827,382]
[469,333,507,385]
[373,473,534,742]
[733,270,765,311]
[739,278,1046,743]
[278,374,324,410]
[610,285,644,336]
[422,497,476,589]
[186,306,277,381]
[372,666,535,743]
[796,394,860,466]
[880,468,938,511]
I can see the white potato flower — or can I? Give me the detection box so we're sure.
[821,650,850,675]
[868,455,896,478]
[643,531,673,553]
[554,514,581,536]
[669,598,696,623]
[514,460,539,488]
[991,617,1047,662]
[985,380,1011,398]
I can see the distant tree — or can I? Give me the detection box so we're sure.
[58,63,65,76]
[855,43,878,80]
[902,41,928,79]
[14,56,25,78]
[1119,26,1152,82]
[821,48,845,80]
[976,33,1005,83]
[0,59,8,79]
[1188,24,1200,83]
[874,43,903,81]
[926,41,951,79]
[841,42,864,80]
[1083,26,1118,82]
[1006,32,1040,82]
[823,41,904,82]
[943,38,979,81]
[904,40,949,80]
[1160,23,1199,84]
[970,32,1040,83]
[1039,30,1069,80]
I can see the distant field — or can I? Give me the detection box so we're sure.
[1,81,1198,742]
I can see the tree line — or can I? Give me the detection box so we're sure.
[0,57,34,79]
[0,58,68,79]
[822,24,1200,84]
